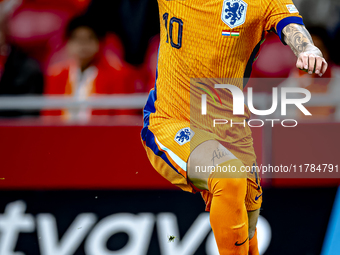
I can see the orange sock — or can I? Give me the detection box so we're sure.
[249,228,259,255]
[208,159,248,255]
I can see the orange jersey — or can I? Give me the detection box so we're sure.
[147,0,303,143]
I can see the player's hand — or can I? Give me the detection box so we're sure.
[296,45,328,77]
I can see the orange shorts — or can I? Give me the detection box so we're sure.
[141,91,262,212]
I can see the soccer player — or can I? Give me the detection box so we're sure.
[141,0,328,254]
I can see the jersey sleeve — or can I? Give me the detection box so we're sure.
[262,0,304,44]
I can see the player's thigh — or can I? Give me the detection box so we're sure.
[142,118,217,193]
[187,139,237,190]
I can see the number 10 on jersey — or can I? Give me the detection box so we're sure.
[163,13,183,49]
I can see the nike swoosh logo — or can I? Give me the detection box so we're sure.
[235,237,248,246]
[255,193,263,201]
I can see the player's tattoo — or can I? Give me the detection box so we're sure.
[282,24,321,57]
[211,148,231,165]
[282,23,327,75]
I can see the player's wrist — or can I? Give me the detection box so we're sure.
[300,44,323,58]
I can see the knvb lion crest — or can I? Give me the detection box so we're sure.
[221,0,248,29]
[175,128,195,146]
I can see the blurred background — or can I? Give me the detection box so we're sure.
[0,0,340,254]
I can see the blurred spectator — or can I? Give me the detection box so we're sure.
[279,26,340,121]
[296,0,340,31]
[0,0,44,117]
[85,0,159,65]
[7,0,91,72]
[44,16,137,122]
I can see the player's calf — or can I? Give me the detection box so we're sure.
[188,140,249,254]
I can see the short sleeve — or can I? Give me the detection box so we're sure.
[262,0,304,44]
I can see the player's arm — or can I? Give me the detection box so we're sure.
[282,24,328,76]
